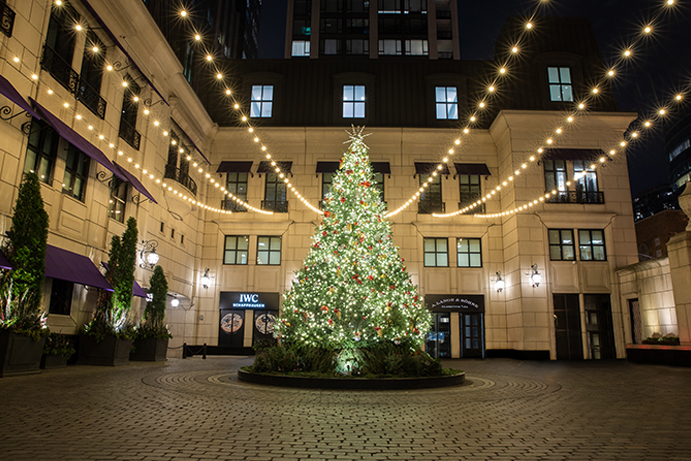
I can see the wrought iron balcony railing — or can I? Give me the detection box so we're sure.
[418,201,445,214]
[1,1,15,38]
[164,164,197,196]
[118,117,141,150]
[41,45,79,94]
[77,78,106,119]
[221,198,248,212]
[546,190,605,204]
[262,200,289,213]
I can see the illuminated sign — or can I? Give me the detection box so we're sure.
[425,294,485,313]
[219,291,279,310]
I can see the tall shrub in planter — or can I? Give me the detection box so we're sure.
[131,265,171,361]
[0,173,49,377]
[80,217,138,366]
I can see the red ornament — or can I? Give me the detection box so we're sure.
[324,211,331,218]
[360,200,365,205]
[346,169,353,175]
[367,275,374,281]
[328,318,333,325]
[321,305,329,312]
[368,245,372,250]
[322,231,327,236]
[340,197,345,203]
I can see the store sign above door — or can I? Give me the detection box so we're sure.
[425,294,485,313]
[219,292,280,310]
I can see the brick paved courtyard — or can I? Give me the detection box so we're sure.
[1,357,690,460]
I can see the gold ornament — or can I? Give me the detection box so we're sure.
[377,328,383,338]
[336,310,342,320]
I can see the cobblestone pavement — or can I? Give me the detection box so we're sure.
[2,357,690,461]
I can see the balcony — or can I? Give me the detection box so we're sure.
[77,79,106,119]
[221,198,248,212]
[418,201,445,214]
[118,118,141,150]
[262,200,289,213]
[164,164,197,196]
[41,45,79,94]
[1,1,15,37]
[546,191,605,204]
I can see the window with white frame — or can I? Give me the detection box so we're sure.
[250,85,273,118]
[547,67,573,102]
[292,40,311,57]
[435,86,458,120]
[343,85,365,118]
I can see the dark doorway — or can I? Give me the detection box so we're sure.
[425,313,451,358]
[629,298,641,344]
[553,294,583,360]
[585,294,616,359]
[252,310,278,346]
[461,313,484,358]
[218,309,245,347]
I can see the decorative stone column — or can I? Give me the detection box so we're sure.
[667,182,691,345]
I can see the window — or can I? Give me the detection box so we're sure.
[48,279,74,315]
[373,172,385,201]
[257,236,281,265]
[549,229,575,261]
[405,39,428,56]
[418,174,442,213]
[24,119,59,185]
[251,85,273,118]
[547,67,573,102]
[226,172,248,201]
[321,0,344,13]
[108,177,127,221]
[346,18,368,34]
[62,144,90,201]
[322,39,341,55]
[345,39,369,55]
[180,234,185,245]
[322,172,335,199]
[378,39,402,55]
[404,0,426,12]
[459,175,481,205]
[435,86,458,120]
[346,0,369,13]
[293,19,311,36]
[343,85,365,118]
[160,221,165,232]
[379,0,401,13]
[171,228,175,239]
[119,75,140,150]
[579,230,606,261]
[264,173,288,212]
[78,31,106,118]
[292,40,311,57]
[457,238,481,267]
[544,160,567,192]
[183,43,194,83]
[321,18,342,34]
[43,3,78,92]
[224,235,249,265]
[294,0,312,15]
[424,238,448,267]
[573,161,598,193]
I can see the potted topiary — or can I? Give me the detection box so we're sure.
[79,217,138,366]
[0,173,49,377]
[41,332,76,369]
[130,265,171,361]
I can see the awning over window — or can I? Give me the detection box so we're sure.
[372,162,391,175]
[316,161,340,173]
[542,148,605,161]
[45,245,113,292]
[454,163,491,176]
[30,99,126,181]
[114,162,157,204]
[0,75,41,120]
[0,250,12,270]
[101,262,147,298]
[414,162,450,175]
[257,161,293,174]
[216,161,253,173]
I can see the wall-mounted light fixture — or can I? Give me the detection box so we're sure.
[200,268,211,289]
[531,264,542,288]
[170,296,180,307]
[140,239,159,269]
[495,271,504,293]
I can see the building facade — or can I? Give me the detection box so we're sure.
[1,0,645,360]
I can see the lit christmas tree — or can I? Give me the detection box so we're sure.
[275,128,432,352]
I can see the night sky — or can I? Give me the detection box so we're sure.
[257,0,691,196]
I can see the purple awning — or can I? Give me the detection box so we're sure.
[114,162,158,204]
[45,245,113,291]
[0,74,41,120]
[101,262,148,298]
[30,99,126,182]
[216,161,253,173]
[415,162,451,175]
[0,250,12,270]
[454,163,491,176]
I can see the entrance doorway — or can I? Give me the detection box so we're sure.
[629,298,641,344]
[584,294,616,359]
[425,313,451,359]
[461,313,484,358]
[553,294,583,360]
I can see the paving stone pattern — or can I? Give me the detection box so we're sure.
[1,357,690,460]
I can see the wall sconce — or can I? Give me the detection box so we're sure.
[140,239,159,269]
[200,268,211,289]
[495,271,504,293]
[531,264,542,288]
[171,296,180,307]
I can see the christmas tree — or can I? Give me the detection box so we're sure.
[275,128,432,352]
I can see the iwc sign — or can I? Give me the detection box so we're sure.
[219,291,280,310]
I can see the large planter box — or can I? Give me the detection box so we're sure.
[40,354,68,369]
[130,338,168,361]
[0,330,47,377]
[78,334,132,366]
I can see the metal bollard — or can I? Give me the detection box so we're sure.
[203,343,207,359]
[182,342,187,359]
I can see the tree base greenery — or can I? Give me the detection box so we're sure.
[135,323,172,340]
[80,318,135,343]
[246,342,454,379]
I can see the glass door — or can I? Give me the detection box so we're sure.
[425,313,451,358]
[461,313,484,358]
